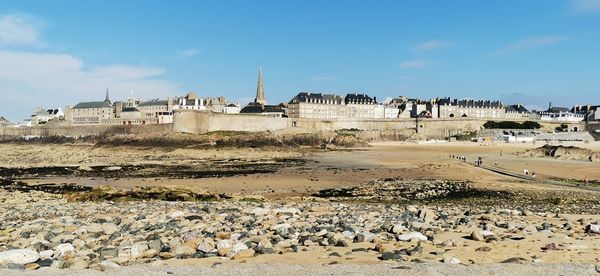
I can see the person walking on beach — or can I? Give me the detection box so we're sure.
[532,171,536,178]
[523,168,529,175]
[585,176,589,186]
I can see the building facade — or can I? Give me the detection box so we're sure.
[287,92,346,119]
[437,98,505,119]
[344,93,377,119]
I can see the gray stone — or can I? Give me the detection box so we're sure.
[0,249,40,265]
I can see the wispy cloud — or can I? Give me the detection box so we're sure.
[400,60,434,69]
[570,0,600,14]
[177,48,202,58]
[413,40,452,52]
[310,76,334,81]
[0,14,44,47]
[0,50,179,119]
[494,35,569,55]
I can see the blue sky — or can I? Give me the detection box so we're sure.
[1,0,600,120]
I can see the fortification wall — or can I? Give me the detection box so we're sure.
[173,110,499,139]
[0,124,172,137]
[173,110,290,133]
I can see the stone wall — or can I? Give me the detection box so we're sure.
[0,124,173,137]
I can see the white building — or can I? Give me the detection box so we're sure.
[31,107,64,125]
[287,92,347,119]
[538,105,585,122]
[374,104,400,119]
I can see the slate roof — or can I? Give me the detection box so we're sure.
[288,92,344,104]
[547,107,570,113]
[73,101,112,109]
[506,104,530,113]
[138,100,169,107]
[438,98,503,108]
[240,102,285,114]
[122,107,140,112]
[344,93,376,105]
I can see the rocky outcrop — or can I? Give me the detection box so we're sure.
[314,178,473,202]
[519,145,599,162]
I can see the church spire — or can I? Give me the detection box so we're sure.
[105,88,110,102]
[254,65,266,105]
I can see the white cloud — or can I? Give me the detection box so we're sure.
[400,60,434,69]
[310,76,334,81]
[0,50,180,119]
[0,14,43,46]
[414,40,451,52]
[570,0,600,13]
[494,36,569,54]
[177,48,202,58]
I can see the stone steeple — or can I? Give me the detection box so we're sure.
[254,65,266,105]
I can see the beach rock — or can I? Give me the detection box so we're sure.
[55,243,76,255]
[100,260,120,270]
[0,249,40,265]
[232,249,255,260]
[251,207,270,216]
[170,244,195,256]
[380,252,402,261]
[470,230,484,241]
[587,224,600,234]
[391,224,406,234]
[397,232,427,241]
[169,211,185,219]
[197,240,215,253]
[68,259,89,269]
[24,263,40,270]
[443,256,461,264]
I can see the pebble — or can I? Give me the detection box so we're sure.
[397,232,427,241]
[0,249,40,265]
[0,189,596,271]
[443,256,461,264]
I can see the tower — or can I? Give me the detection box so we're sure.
[254,65,266,105]
[105,88,110,102]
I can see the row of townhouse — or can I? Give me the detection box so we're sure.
[66,92,240,126]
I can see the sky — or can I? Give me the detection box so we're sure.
[1,0,600,120]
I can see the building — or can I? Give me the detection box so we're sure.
[505,104,537,120]
[539,103,585,122]
[437,98,505,119]
[30,107,64,125]
[222,103,241,114]
[137,98,174,118]
[374,103,400,119]
[240,66,286,117]
[572,104,600,121]
[177,93,206,110]
[386,96,438,118]
[70,90,114,125]
[0,116,12,128]
[344,93,377,119]
[287,92,346,119]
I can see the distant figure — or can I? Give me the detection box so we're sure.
[532,171,536,178]
[585,176,589,186]
[500,150,503,157]
[524,168,529,175]
[494,161,499,166]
